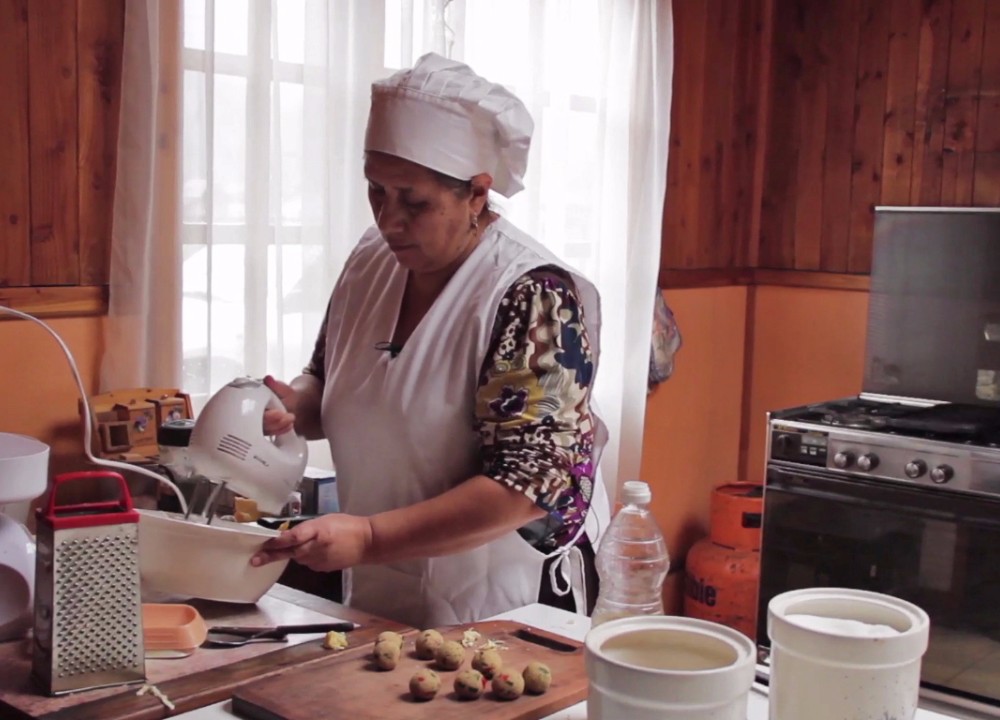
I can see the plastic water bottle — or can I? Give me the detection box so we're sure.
[591,480,670,626]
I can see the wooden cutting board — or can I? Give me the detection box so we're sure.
[231,620,588,720]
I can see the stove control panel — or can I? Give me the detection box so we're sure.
[770,427,829,467]
[825,437,968,490]
[769,417,1000,499]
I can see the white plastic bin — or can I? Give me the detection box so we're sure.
[767,587,930,720]
[585,615,757,719]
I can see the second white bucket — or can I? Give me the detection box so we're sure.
[767,587,930,720]
[585,615,757,720]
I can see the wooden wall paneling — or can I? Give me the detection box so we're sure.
[662,0,695,269]
[791,0,829,270]
[702,0,739,268]
[819,0,860,272]
[741,0,772,268]
[911,0,954,205]
[880,0,924,206]
[27,0,80,285]
[660,0,690,268]
[0,0,31,287]
[846,0,891,273]
[972,1,1000,206]
[727,0,764,267]
[678,0,709,267]
[941,0,986,206]
[757,0,802,269]
[77,0,125,285]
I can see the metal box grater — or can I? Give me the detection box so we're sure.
[32,470,146,695]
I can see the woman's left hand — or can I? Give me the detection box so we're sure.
[250,514,374,572]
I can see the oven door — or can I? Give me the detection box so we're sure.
[758,462,1000,712]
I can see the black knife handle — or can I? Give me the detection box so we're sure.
[207,621,357,637]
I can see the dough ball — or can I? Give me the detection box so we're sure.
[434,640,465,671]
[454,668,487,700]
[415,629,444,660]
[376,630,404,649]
[373,640,401,670]
[471,647,503,679]
[522,661,552,694]
[409,669,441,701]
[491,670,525,700]
[322,631,348,651]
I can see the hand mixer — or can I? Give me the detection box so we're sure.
[185,377,309,519]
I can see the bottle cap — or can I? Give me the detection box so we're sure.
[621,480,651,505]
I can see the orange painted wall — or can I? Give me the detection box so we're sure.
[640,284,869,613]
[743,286,869,483]
[640,286,748,612]
[0,317,104,476]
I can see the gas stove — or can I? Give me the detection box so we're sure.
[768,395,1000,500]
[758,208,1000,718]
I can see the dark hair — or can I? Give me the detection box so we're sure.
[427,168,494,219]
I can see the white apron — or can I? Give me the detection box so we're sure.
[320,216,609,629]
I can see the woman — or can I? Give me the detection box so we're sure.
[252,53,608,629]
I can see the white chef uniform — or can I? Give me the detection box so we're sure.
[319,215,608,628]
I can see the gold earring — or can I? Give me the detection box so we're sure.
[470,215,479,230]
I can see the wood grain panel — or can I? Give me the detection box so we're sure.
[941,0,986,206]
[0,286,107,319]
[677,0,708,266]
[757,0,801,269]
[792,0,829,270]
[27,0,80,285]
[706,0,739,269]
[0,0,30,287]
[662,0,691,267]
[972,1,1000,206]
[911,0,954,205]
[665,0,1000,279]
[846,0,891,273]
[818,0,860,273]
[77,0,125,285]
[743,0,772,268]
[880,0,923,205]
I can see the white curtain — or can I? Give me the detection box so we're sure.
[101,0,184,391]
[180,0,673,493]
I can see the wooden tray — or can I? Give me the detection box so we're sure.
[231,620,588,720]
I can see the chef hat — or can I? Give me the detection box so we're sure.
[364,53,534,198]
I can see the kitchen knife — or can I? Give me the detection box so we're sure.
[204,621,358,647]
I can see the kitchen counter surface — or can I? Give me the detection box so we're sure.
[3,582,990,720]
[177,602,992,720]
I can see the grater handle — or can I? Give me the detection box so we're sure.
[42,470,140,529]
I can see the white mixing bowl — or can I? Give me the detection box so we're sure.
[138,510,289,604]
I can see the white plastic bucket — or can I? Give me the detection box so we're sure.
[585,615,757,720]
[767,588,930,720]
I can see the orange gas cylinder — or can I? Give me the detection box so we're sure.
[683,483,763,639]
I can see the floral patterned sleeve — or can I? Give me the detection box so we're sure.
[475,267,598,549]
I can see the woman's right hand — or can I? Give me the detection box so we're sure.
[263,375,298,435]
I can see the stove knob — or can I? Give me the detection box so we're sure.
[930,464,954,484]
[774,434,793,453]
[904,460,927,479]
[833,451,855,469]
[857,453,879,472]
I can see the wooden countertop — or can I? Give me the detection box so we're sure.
[0,586,402,720]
